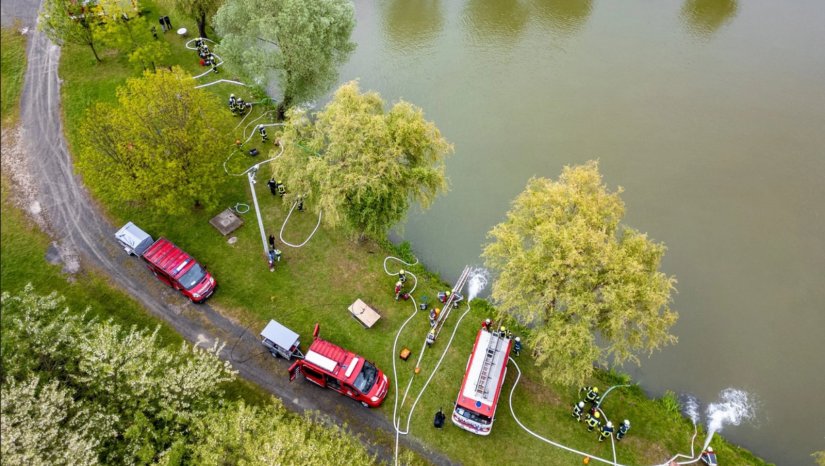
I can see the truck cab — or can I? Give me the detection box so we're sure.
[288,324,389,408]
[115,222,217,303]
[140,237,216,303]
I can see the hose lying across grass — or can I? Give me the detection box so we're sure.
[507,357,623,466]
[384,256,478,466]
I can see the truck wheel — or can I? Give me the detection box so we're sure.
[360,401,369,408]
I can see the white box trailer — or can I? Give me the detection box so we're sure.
[114,222,155,256]
[261,320,304,360]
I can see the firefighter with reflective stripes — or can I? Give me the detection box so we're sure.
[580,386,601,405]
[616,419,630,441]
[599,421,614,442]
[229,94,237,114]
[585,410,601,432]
[572,401,586,421]
[259,125,268,143]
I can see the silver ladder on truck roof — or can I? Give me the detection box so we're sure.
[474,330,505,396]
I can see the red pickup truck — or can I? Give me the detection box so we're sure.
[115,222,216,303]
[288,324,389,408]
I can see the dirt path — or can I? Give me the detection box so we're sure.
[2,6,454,466]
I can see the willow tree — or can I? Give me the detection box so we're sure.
[275,81,453,240]
[39,0,106,61]
[78,67,231,214]
[214,0,355,118]
[483,161,678,386]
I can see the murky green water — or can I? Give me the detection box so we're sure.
[335,1,825,463]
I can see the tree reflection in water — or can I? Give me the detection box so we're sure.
[682,0,738,37]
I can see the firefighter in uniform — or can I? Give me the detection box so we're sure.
[229,94,237,114]
[259,125,268,143]
[513,336,522,356]
[267,178,279,195]
[580,386,601,405]
[482,318,492,331]
[616,420,630,441]
[429,308,440,327]
[398,269,407,283]
[572,401,586,421]
[599,421,614,442]
[394,281,403,300]
[585,410,601,432]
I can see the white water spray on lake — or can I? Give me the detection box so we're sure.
[681,394,700,425]
[466,267,489,301]
[703,388,755,450]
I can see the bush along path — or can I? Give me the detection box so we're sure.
[10,5,450,466]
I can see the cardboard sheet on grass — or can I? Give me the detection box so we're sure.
[349,299,381,328]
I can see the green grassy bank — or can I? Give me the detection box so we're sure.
[53,8,770,466]
[1,27,27,124]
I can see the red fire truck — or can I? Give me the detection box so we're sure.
[115,222,216,303]
[288,324,389,408]
[452,327,513,435]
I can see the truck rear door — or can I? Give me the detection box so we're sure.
[288,361,300,382]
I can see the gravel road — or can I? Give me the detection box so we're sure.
[2,4,453,464]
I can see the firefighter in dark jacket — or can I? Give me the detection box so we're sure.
[599,421,614,442]
[616,420,630,441]
[580,386,601,405]
[572,401,586,421]
[585,410,601,432]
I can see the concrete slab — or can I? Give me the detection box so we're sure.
[209,208,244,236]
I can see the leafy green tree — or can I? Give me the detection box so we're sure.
[39,0,106,61]
[276,81,453,240]
[95,4,171,71]
[189,400,376,465]
[78,67,232,214]
[214,0,356,118]
[1,377,104,466]
[176,0,224,38]
[482,161,678,386]
[813,450,825,466]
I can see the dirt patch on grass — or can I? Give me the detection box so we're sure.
[2,125,46,229]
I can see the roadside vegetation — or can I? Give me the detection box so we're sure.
[1,27,27,124]
[3,0,771,463]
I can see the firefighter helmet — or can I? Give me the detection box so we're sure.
[399,269,405,274]
[606,421,613,428]
[578,401,585,408]
[593,387,599,393]
[624,420,630,426]
[395,281,402,287]
[515,336,521,342]
[594,411,600,419]
[707,447,713,453]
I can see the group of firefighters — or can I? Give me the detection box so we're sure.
[193,38,219,74]
[573,386,631,443]
[228,94,252,116]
